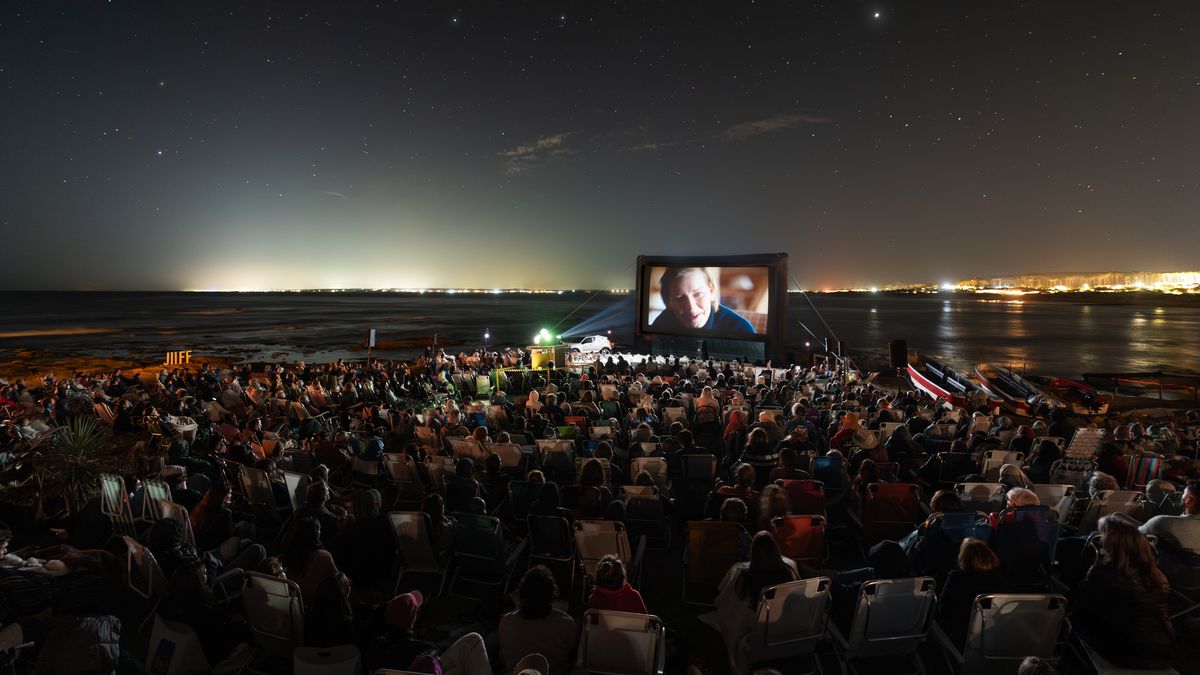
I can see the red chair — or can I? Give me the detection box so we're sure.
[771,515,826,565]
[777,479,825,516]
[862,483,922,543]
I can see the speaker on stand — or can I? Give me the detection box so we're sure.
[889,339,908,395]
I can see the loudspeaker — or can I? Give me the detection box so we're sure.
[889,339,908,369]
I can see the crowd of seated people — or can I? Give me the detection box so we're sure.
[0,351,1199,673]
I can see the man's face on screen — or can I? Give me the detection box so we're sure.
[666,270,715,328]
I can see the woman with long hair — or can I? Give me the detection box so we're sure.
[716,532,800,674]
[1076,514,1174,668]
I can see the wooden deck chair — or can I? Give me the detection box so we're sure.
[388,511,446,595]
[100,473,138,537]
[683,521,744,605]
[749,577,832,671]
[577,610,666,675]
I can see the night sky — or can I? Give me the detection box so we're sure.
[2,2,1198,291]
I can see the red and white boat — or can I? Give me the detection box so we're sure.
[907,356,1002,413]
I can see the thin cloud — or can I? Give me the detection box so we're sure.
[715,113,831,141]
[499,132,574,174]
[322,191,347,199]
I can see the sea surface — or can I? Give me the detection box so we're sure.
[2,291,1199,378]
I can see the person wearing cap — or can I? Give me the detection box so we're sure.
[370,590,492,675]
[500,566,577,675]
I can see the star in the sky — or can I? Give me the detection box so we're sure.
[873,11,882,20]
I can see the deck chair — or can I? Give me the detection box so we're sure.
[413,427,440,453]
[663,407,687,427]
[1034,436,1066,455]
[933,594,1068,675]
[537,440,576,482]
[1030,484,1076,522]
[94,402,117,426]
[862,483,922,543]
[242,571,305,662]
[383,453,424,507]
[575,457,612,485]
[810,456,846,505]
[683,521,743,605]
[968,415,993,436]
[770,515,826,565]
[749,577,831,672]
[527,514,576,591]
[294,645,362,675]
[140,479,172,523]
[955,482,1007,514]
[281,470,310,513]
[993,506,1059,581]
[1126,452,1164,490]
[879,422,904,443]
[575,520,643,590]
[239,466,289,539]
[100,473,138,537]
[449,438,489,464]
[828,577,937,674]
[577,610,666,675]
[388,511,446,595]
[1049,459,1090,490]
[589,425,614,440]
[147,614,210,675]
[1075,489,1145,533]
[777,479,826,516]
[979,451,1024,481]
[914,511,991,578]
[507,480,544,524]
[677,453,717,518]
[488,443,526,474]
[424,455,456,494]
[1065,427,1106,461]
[637,442,662,457]
[157,500,196,548]
[620,485,670,550]
[937,453,979,486]
[351,457,384,490]
[447,513,524,600]
[630,457,669,490]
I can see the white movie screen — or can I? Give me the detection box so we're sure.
[643,265,771,337]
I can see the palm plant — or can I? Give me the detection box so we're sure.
[0,416,120,517]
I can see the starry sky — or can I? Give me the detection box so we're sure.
[2,1,1198,291]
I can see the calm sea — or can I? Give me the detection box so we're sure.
[2,291,1198,378]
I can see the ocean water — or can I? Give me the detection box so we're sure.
[2,291,1199,377]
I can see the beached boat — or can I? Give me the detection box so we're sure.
[975,363,1068,417]
[907,357,1001,413]
[1026,375,1109,415]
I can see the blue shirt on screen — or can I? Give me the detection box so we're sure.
[652,304,757,334]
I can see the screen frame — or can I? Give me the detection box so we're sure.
[635,253,789,345]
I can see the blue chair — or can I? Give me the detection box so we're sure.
[992,506,1058,582]
[915,511,991,578]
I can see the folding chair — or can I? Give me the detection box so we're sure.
[424,456,456,494]
[683,521,743,605]
[388,511,447,595]
[992,506,1059,581]
[678,453,717,518]
[749,577,831,673]
[157,500,196,548]
[630,457,669,490]
[1049,459,1091,490]
[1126,452,1164,490]
[810,456,847,505]
[933,594,1068,675]
[280,470,310,513]
[382,453,424,508]
[1074,489,1145,533]
[147,614,210,675]
[937,453,978,486]
[239,466,289,540]
[1030,484,1076,522]
[827,577,937,675]
[140,479,172,523]
[979,451,1024,482]
[861,483,922,543]
[488,442,526,474]
[1065,428,1105,461]
[575,520,644,593]
[577,610,666,675]
[537,439,576,483]
[100,473,138,538]
[448,438,489,464]
[447,513,525,600]
[414,427,440,454]
[351,457,384,490]
[879,422,904,442]
[913,511,991,578]
[1034,436,1066,455]
[294,645,362,675]
[663,407,687,426]
[527,514,576,592]
[575,457,613,486]
[620,485,670,550]
[777,479,826,516]
[770,515,826,565]
[242,570,305,662]
[637,442,663,457]
[954,482,1007,514]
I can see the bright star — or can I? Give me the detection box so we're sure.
[156,150,163,156]
[873,11,881,19]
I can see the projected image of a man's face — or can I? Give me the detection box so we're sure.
[665,269,715,328]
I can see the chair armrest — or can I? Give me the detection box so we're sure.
[506,537,529,568]
[930,621,964,666]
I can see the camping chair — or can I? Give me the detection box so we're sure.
[933,594,1069,675]
[827,577,937,675]
[770,515,827,565]
[992,506,1059,582]
[913,511,991,578]
[683,520,743,605]
[620,485,670,550]
[954,482,1007,514]
[1030,484,1076,523]
[123,536,172,632]
[157,500,196,548]
[1049,459,1090,490]
[351,457,385,490]
[1126,452,1164,490]
[140,479,172,523]
[537,439,576,483]
[749,577,832,673]
[424,455,456,494]
[488,442,526,474]
[879,422,904,443]
[810,456,847,505]
[1074,489,1144,533]
[861,483,922,543]
[449,438,489,464]
[527,514,577,592]
[1065,428,1105,461]
[242,571,305,663]
[100,473,138,538]
[777,479,826,516]
[147,614,210,675]
[413,427,440,453]
[629,456,669,490]
[937,453,978,487]
[575,520,644,595]
[388,511,447,596]
[979,451,1024,482]
[294,645,362,675]
[678,453,718,518]
[447,513,525,600]
[577,610,666,675]
[281,470,309,513]
[239,466,290,540]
